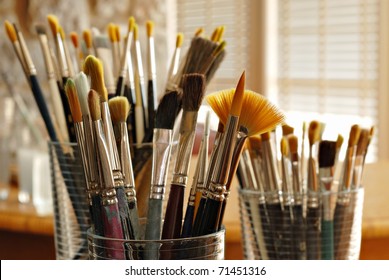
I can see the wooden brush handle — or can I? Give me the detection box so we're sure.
[101,203,125,259]
[194,198,222,236]
[60,77,76,142]
[191,197,207,237]
[162,184,185,239]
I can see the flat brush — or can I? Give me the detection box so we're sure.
[144,91,180,259]
[109,97,141,240]
[181,110,211,238]
[193,71,245,236]
[146,21,158,134]
[162,74,206,240]
[88,89,125,259]
[318,140,337,260]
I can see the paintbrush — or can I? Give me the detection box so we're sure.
[144,90,181,259]
[318,140,337,260]
[181,110,211,238]
[58,25,76,77]
[352,129,370,188]
[165,33,184,90]
[133,23,148,135]
[162,74,206,239]
[88,89,125,259]
[70,31,83,72]
[108,23,120,79]
[193,71,245,236]
[306,120,321,259]
[74,71,104,238]
[82,29,94,56]
[288,134,306,260]
[146,20,158,134]
[35,24,69,143]
[109,97,141,240]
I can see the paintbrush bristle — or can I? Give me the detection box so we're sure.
[88,89,101,122]
[288,134,298,155]
[318,140,337,168]
[239,90,285,136]
[83,29,93,49]
[58,26,65,40]
[65,78,82,123]
[182,74,206,111]
[210,27,220,41]
[336,134,344,150]
[308,120,321,146]
[206,88,234,126]
[280,137,289,157]
[216,25,225,42]
[108,96,130,123]
[282,124,294,136]
[4,21,17,42]
[348,124,361,147]
[107,23,117,43]
[35,24,47,35]
[356,129,370,156]
[47,14,59,36]
[155,90,182,130]
[133,23,139,40]
[230,71,245,116]
[176,33,184,47]
[128,16,135,33]
[146,20,154,37]
[115,25,121,41]
[70,32,79,48]
[194,27,204,37]
[74,71,90,116]
[248,135,262,152]
[83,55,108,102]
[261,131,271,141]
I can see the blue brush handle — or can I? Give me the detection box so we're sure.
[321,220,334,260]
[181,205,195,238]
[144,198,163,260]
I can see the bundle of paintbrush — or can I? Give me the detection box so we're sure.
[237,121,374,260]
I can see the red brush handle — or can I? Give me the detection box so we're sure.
[162,184,185,239]
[101,203,125,259]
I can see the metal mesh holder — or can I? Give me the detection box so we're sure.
[49,142,90,260]
[238,187,364,260]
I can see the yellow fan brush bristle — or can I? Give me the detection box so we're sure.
[206,88,234,126]
[65,79,82,123]
[4,20,17,42]
[108,96,130,124]
[83,55,108,102]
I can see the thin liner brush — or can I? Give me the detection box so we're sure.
[58,26,76,77]
[88,90,125,259]
[306,120,321,260]
[301,121,307,185]
[162,74,206,240]
[318,140,337,260]
[334,134,344,167]
[288,135,306,260]
[133,23,148,133]
[144,91,180,259]
[108,23,120,79]
[181,110,211,238]
[146,21,158,134]
[74,71,104,238]
[194,71,245,236]
[166,33,184,90]
[83,29,94,56]
[36,24,69,143]
[70,32,83,72]
[109,97,141,240]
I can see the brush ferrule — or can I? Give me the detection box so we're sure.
[211,115,239,185]
[319,167,335,192]
[120,31,133,77]
[126,54,136,103]
[101,188,118,206]
[119,122,135,187]
[94,120,115,189]
[74,122,90,185]
[339,146,357,191]
[151,128,173,193]
[82,115,99,184]
[37,34,56,79]
[291,161,302,204]
[55,33,69,78]
[17,30,37,75]
[150,185,165,200]
[112,170,124,187]
[207,182,226,202]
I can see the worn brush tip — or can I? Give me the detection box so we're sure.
[108,96,130,123]
[182,74,206,111]
[318,140,337,168]
[282,124,294,136]
[288,134,298,155]
[230,71,245,116]
[133,23,139,40]
[47,14,59,36]
[348,124,361,147]
[65,79,82,123]
[308,120,321,146]
[83,29,93,48]
[176,33,184,47]
[210,26,220,41]
[83,55,107,102]
[194,27,204,37]
[216,25,225,42]
[280,137,289,157]
[88,89,101,121]
[155,90,182,130]
[4,20,17,42]
[336,134,344,150]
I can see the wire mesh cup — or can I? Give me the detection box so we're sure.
[87,218,225,260]
[49,141,90,260]
[238,186,364,260]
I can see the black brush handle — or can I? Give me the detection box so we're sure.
[115,76,124,97]
[124,85,137,147]
[181,204,195,238]
[191,196,207,236]
[162,184,185,239]
[292,204,307,260]
[30,75,57,141]
[306,206,321,259]
[266,203,283,259]
[61,77,76,142]
[258,203,275,259]
[194,198,222,236]
[334,202,353,259]
[147,79,156,134]
[280,205,294,259]
[116,186,134,240]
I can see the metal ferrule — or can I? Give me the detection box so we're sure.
[93,120,115,190]
[82,114,99,185]
[172,111,198,186]
[112,170,124,187]
[126,53,136,103]
[74,122,90,185]
[281,156,293,206]
[203,130,223,192]
[319,168,336,220]
[150,128,172,199]
[291,160,302,205]
[101,188,118,206]
[101,102,121,172]
[37,34,56,80]
[125,188,137,203]
[55,33,69,78]
[119,122,135,187]
[211,115,239,185]
[339,146,356,191]
[207,182,226,202]
[17,30,36,75]
[262,140,281,204]
[352,155,364,189]
[307,145,319,192]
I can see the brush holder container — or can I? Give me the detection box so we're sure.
[49,141,90,260]
[238,185,364,260]
[87,219,225,260]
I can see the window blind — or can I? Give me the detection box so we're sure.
[176,0,250,92]
[277,0,379,162]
